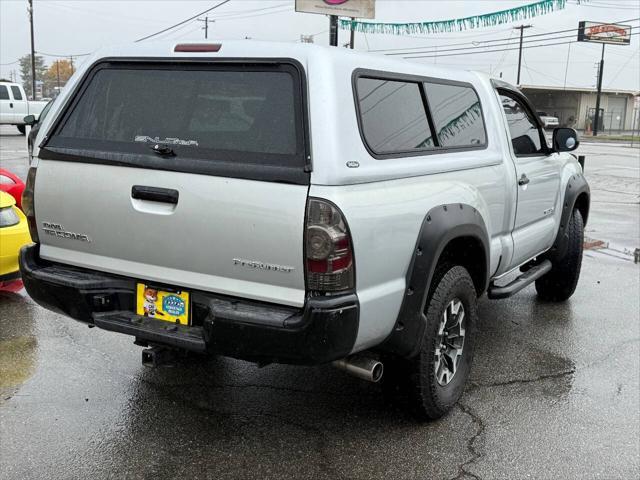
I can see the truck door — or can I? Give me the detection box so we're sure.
[9,85,28,123]
[498,90,561,268]
[0,85,12,124]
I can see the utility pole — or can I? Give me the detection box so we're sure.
[514,24,532,85]
[593,43,605,136]
[329,15,338,46]
[69,56,74,75]
[349,18,355,49]
[197,16,214,39]
[56,60,60,88]
[28,0,36,99]
[563,42,572,90]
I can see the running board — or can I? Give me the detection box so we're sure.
[487,260,552,299]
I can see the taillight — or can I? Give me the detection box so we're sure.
[0,206,20,228]
[305,198,354,293]
[22,166,38,243]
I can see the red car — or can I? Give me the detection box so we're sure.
[0,169,25,210]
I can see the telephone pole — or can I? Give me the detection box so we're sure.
[197,16,214,39]
[593,43,605,136]
[28,0,36,99]
[329,15,338,46]
[349,18,355,49]
[69,55,74,75]
[514,24,532,85]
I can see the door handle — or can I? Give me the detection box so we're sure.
[9,103,13,108]
[131,185,179,204]
[518,174,530,186]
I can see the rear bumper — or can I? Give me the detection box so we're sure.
[19,244,358,365]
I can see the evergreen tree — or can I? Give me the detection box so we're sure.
[18,54,47,99]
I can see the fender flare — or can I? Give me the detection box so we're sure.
[380,203,490,359]
[549,172,590,260]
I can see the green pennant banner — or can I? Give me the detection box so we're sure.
[339,0,568,35]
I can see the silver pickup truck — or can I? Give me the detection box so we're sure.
[19,41,589,420]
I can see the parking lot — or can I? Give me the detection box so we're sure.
[1,125,639,479]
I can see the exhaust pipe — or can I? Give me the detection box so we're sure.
[332,354,383,383]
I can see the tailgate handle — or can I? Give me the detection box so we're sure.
[131,185,179,204]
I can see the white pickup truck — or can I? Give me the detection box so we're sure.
[0,81,48,134]
[20,41,589,420]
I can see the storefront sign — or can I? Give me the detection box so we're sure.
[577,21,631,45]
[295,0,375,19]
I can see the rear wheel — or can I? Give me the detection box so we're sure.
[17,125,26,135]
[383,265,478,420]
[535,208,584,302]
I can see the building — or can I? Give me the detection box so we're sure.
[520,84,639,133]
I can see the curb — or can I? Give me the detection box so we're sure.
[584,237,639,263]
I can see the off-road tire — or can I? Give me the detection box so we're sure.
[382,265,478,420]
[17,125,26,135]
[535,208,584,302]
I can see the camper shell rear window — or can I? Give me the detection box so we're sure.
[43,59,310,184]
[353,69,487,159]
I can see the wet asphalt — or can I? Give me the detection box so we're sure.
[1,126,639,479]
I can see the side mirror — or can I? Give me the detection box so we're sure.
[23,114,37,126]
[552,127,579,152]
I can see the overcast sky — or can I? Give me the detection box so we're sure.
[1,0,639,91]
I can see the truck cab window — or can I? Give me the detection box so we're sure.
[499,93,545,156]
[10,86,23,100]
[0,86,9,100]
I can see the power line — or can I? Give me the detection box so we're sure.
[605,46,640,87]
[205,3,289,18]
[402,32,640,59]
[135,0,232,43]
[386,21,639,56]
[398,27,638,57]
[211,5,291,21]
[581,1,640,10]
[374,17,640,54]
[491,30,515,75]
[372,26,576,53]
[371,17,640,55]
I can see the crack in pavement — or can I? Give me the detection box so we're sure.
[448,338,640,480]
[468,338,639,391]
[468,368,576,391]
[450,402,485,480]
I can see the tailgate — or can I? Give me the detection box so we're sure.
[35,60,310,307]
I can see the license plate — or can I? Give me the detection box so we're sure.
[136,283,190,325]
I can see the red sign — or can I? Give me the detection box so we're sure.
[578,21,631,45]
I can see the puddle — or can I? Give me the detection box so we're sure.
[0,336,37,388]
[0,291,38,401]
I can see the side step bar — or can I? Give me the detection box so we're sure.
[487,260,552,299]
